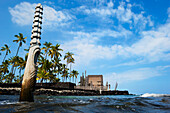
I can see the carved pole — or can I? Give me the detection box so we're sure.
[19,3,43,102]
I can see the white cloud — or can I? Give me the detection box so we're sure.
[104,67,161,85]
[156,65,170,70]
[107,0,114,8]
[112,60,145,67]
[9,2,170,68]
[43,6,75,29]
[61,21,170,67]
[109,22,170,63]
[9,2,36,26]
[61,32,115,66]
[9,2,75,28]
[128,23,170,62]
[82,1,153,30]
[61,28,132,66]
[84,7,115,16]
[116,2,133,23]
[70,27,132,39]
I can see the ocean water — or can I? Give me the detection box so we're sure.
[0,94,170,113]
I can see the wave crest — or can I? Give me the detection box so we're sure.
[140,93,170,97]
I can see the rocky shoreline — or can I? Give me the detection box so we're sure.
[0,83,129,96]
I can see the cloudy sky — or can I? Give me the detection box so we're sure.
[0,0,170,94]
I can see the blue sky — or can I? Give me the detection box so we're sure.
[0,0,170,94]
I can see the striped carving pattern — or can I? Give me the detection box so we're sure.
[30,4,43,46]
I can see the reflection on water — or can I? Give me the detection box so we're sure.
[0,95,170,113]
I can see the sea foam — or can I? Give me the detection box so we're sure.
[140,93,170,97]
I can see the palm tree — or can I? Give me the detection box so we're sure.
[8,56,20,82]
[71,70,79,84]
[51,57,63,80]
[0,72,3,83]
[37,54,46,83]
[11,33,27,74]
[37,54,53,83]
[24,48,29,57]
[0,60,10,82]
[1,44,11,63]
[42,42,52,59]
[57,62,63,79]
[64,52,75,81]
[14,57,21,75]
[9,56,20,75]
[13,33,27,57]
[18,56,27,79]
[61,64,69,82]
[69,72,73,82]
[37,68,49,83]
[49,44,63,59]
[48,44,63,79]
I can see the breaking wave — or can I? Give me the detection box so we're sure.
[140,93,170,97]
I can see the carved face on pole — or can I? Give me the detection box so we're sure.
[19,3,43,102]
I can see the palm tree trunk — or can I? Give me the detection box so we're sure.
[10,74,14,83]
[70,63,71,74]
[75,78,77,85]
[45,49,49,60]
[15,44,20,57]
[70,63,71,82]
[41,78,44,83]
[2,51,7,63]
[19,68,21,78]
[11,45,20,74]
[14,66,17,76]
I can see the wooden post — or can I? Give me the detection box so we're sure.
[19,3,43,102]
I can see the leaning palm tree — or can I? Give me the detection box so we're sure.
[11,33,27,74]
[13,33,27,57]
[1,44,11,63]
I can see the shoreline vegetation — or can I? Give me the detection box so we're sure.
[0,83,129,96]
[0,33,78,84]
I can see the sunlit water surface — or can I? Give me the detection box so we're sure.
[0,94,170,113]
